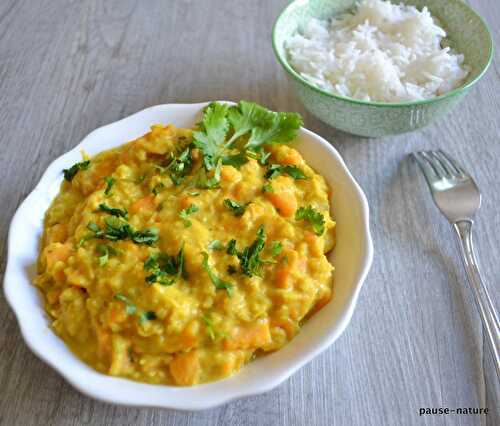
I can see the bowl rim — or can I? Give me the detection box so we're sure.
[272,0,494,108]
[3,101,374,410]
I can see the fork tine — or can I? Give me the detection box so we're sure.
[435,150,468,177]
[428,151,453,177]
[412,152,438,187]
[420,151,446,178]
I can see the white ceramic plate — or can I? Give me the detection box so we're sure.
[3,102,373,410]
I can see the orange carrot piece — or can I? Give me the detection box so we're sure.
[275,264,291,289]
[169,351,200,386]
[265,191,297,217]
[179,195,194,209]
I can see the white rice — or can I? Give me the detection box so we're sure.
[285,0,469,102]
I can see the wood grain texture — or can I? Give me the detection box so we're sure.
[0,1,499,425]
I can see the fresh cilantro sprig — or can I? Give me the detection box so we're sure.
[226,100,303,148]
[98,203,128,219]
[265,164,307,180]
[144,245,185,286]
[201,251,233,296]
[192,101,303,189]
[193,102,229,183]
[295,206,325,236]
[179,204,199,227]
[223,199,250,217]
[63,160,90,181]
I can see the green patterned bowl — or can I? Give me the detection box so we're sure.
[272,0,493,137]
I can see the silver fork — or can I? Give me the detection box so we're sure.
[412,150,500,380]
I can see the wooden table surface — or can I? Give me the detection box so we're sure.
[1,1,499,425]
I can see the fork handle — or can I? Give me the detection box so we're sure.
[453,220,500,380]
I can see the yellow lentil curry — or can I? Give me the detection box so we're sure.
[35,101,335,386]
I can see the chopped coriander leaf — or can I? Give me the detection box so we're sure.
[270,241,283,256]
[179,204,199,227]
[103,176,115,196]
[86,217,158,245]
[144,245,185,286]
[87,222,100,232]
[98,203,128,219]
[295,206,325,236]
[77,234,94,248]
[222,152,248,169]
[114,294,136,315]
[100,216,132,240]
[166,146,193,185]
[258,150,271,165]
[152,182,165,195]
[265,164,307,180]
[247,146,271,165]
[131,227,159,245]
[63,160,90,181]
[262,183,274,193]
[202,314,216,340]
[139,311,157,323]
[208,240,224,251]
[226,226,273,277]
[196,161,222,189]
[223,199,250,217]
[201,251,233,296]
[282,254,289,264]
[238,226,266,277]
[136,174,146,184]
[95,244,120,266]
[226,239,237,256]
